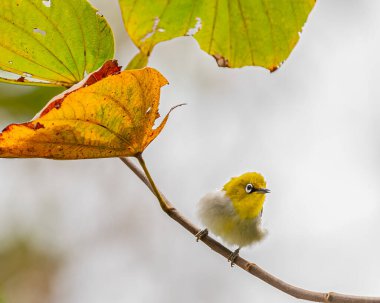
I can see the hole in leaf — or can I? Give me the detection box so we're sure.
[22,72,32,78]
[8,61,13,64]
[42,0,51,7]
[186,17,202,36]
[96,11,103,17]
[33,28,46,36]
[146,107,152,114]
[141,17,160,42]
[0,69,50,84]
[157,28,165,33]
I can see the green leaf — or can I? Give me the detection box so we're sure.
[0,83,64,118]
[119,0,315,71]
[0,0,114,87]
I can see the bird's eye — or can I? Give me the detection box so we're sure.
[245,183,255,194]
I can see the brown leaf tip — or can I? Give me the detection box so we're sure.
[270,66,278,73]
[270,61,284,73]
[213,54,230,68]
[84,60,122,87]
[169,103,187,113]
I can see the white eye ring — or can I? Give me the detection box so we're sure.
[245,183,254,193]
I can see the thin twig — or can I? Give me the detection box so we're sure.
[119,157,380,303]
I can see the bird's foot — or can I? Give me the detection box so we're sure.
[195,229,208,242]
[228,248,240,267]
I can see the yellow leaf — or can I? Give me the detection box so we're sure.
[0,62,173,159]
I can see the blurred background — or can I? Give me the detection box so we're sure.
[1,0,380,302]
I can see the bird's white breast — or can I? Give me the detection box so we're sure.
[197,190,266,247]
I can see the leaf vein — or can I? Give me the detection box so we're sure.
[24,0,82,79]
[0,40,74,83]
[208,0,219,52]
[0,14,77,81]
[236,0,255,65]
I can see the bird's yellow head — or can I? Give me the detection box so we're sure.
[223,172,269,220]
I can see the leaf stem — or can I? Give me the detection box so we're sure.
[135,153,172,213]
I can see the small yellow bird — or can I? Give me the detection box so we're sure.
[196,172,270,265]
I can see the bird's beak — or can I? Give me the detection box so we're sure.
[257,188,270,194]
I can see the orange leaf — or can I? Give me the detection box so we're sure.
[0,64,173,159]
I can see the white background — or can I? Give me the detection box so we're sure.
[1,0,380,302]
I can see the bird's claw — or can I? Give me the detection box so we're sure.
[195,229,208,242]
[228,248,240,267]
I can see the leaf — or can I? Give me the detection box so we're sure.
[119,0,315,71]
[0,0,114,87]
[0,61,175,159]
[0,85,64,118]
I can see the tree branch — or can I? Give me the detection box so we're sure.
[119,157,380,303]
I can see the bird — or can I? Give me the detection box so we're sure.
[196,172,270,266]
